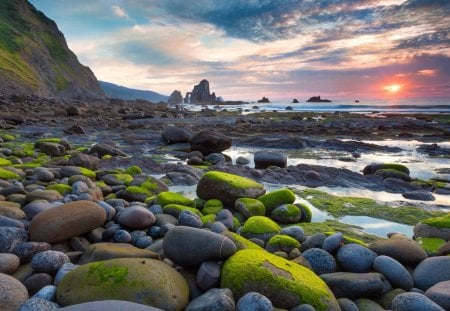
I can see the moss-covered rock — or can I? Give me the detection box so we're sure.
[202,199,223,215]
[102,173,133,186]
[363,163,410,175]
[56,258,189,311]
[125,165,142,176]
[223,231,264,251]
[266,234,300,253]
[163,204,203,218]
[201,214,216,226]
[60,166,96,179]
[196,171,266,206]
[375,169,411,182]
[0,157,12,166]
[0,167,20,179]
[416,237,446,255]
[297,189,445,225]
[271,204,302,224]
[221,249,340,310]
[155,191,194,207]
[297,203,312,222]
[241,216,281,242]
[46,183,72,196]
[77,243,159,264]
[120,177,168,203]
[235,198,266,219]
[414,213,450,241]
[257,188,296,214]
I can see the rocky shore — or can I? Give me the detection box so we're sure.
[0,94,449,310]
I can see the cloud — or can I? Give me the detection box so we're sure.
[396,31,450,49]
[112,5,129,19]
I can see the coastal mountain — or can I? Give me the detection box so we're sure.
[99,81,168,103]
[0,0,104,98]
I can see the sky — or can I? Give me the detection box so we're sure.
[29,0,450,101]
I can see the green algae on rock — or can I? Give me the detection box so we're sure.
[125,165,142,176]
[196,171,266,206]
[363,163,410,175]
[202,199,223,215]
[56,258,189,311]
[46,183,72,195]
[241,216,281,242]
[271,204,302,224]
[266,234,301,253]
[297,189,445,226]
[163,204,203,218]
[257,188,296,214]
[416,237,446,255]
[155,191,194,207]
[0,167,20,179]
[222,231,264,251]
[221,249,340,310]
[235,197,266,219]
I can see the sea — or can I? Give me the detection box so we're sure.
[183,97,450,114]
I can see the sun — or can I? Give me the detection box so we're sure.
[384,84,402,93]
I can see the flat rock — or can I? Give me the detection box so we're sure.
[403,190,436,201]
[25,190,63,203]
[56,258,189,311]
[163,226,236,267]
[29,200,106,243]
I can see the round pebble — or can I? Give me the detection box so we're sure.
[148,205,163,215]
[210,221,227,234]
[30,250,70,273]
[216,209,234,230]
[136,236,153,248]
[280,226,305,242]
[0,272,29,311]
[33,285,57,301]
[301,248,336,275]
[18,297,58,311]
[13,242,51,263]
[337,243,377,273]
[23,273,53,296]
[0,227,28,253]
[0,253,20,274]
[236,292,273,311]
[97,201,116,221]
[425,280,450,310]
[114,229,132,243]
[300,233,326,251]
[178,210,203,228]
[322,232,344,254]
[117,206,156,229]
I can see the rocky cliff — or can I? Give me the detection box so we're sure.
[0,0,104,98]
[187,79,216,104]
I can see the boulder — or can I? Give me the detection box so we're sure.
[271,204,302,224]
[0,272,29,311]
[254,151,287,169]
[29,200,106,243]
[68,153,99,170]
[196,171,265,206]
[235,198,265,219]
[89,141,127,158]
[221,249,340,310]
[57,258,189,310]
[257,188,296,214]
[163,226,236,267]
[162,126,193,144]
[190,130,232,155]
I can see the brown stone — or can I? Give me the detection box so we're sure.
[29,200,106,243]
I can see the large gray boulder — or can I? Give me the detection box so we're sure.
[190,130,231,155]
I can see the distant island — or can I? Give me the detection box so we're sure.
[257,96,270,103]
[306,96,332,103]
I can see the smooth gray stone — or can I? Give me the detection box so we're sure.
[18,298,59,311]
[373,255,414,290]
[301,248,336,275]
[163,226,236,267]
[413,256,450,291]
[425,280,450,310]
[30,250,69,273]
[320,272,385,299]
[0,227,28,252]
[236,292,273,311]
[392,292,444,311]
[322,232,344,254]
[196,261,221,291]
[186,288,235,311]
[337,243,377,273]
